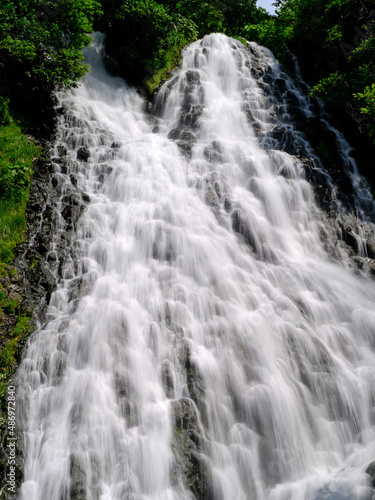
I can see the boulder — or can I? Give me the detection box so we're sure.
[77,146,90,161]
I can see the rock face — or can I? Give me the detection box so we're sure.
[70,453,87,500]
[77,146,90,161]
[367,461,375,489]
[0,140,91,498]
[170,398,213,500]
[13,150,89,323]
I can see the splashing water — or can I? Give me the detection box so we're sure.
[16,33,375,500]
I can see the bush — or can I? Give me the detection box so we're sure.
[0,98,11,126]
[0,122,37,264]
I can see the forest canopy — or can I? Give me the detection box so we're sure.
[245,0,375,146]
[0,0,374,146]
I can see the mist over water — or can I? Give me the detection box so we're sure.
[16,33,375,500]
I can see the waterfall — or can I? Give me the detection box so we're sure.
[15,32,375,500]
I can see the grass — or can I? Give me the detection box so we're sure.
[0,315,32,400]
[0,107,38,397]
[0,121,37,263]
[146,44,186,94]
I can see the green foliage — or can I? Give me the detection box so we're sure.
[97,0,199,87]
[0,123,37,264]
[0,97,11,126]
[0,0,102,89]
[0,124,35,201]
[3,299,18,315]
[354,84,375,142]
[0,315,32,398]
[242,17,288,56]
[0,0,102,133]
[251,0,375,146]
[98,0,268,90]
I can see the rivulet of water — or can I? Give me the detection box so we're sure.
[15,32,375,500]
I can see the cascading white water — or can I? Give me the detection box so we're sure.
[15,33,375,500]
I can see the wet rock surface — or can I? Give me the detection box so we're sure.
[77,146,90,161]
[13,150,90,324]
[0,141,90,497]
[367,461,375,489]
[170,398,213,500]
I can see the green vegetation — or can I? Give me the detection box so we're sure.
[0,0,102,132]
[242,0,375,148]
[97,0,268,90]
[354,83,375,142]
[0,315,32,400]
[0,118,37,264]
[0,107,36,400]
[95,0,374,152]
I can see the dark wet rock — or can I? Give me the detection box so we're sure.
[341,223,360,253]
[224,197,232,212]
[168,127,197,159]
[61,204,84,228]
[265,125,298,155]
[70,174,78,186]
[274,77,288,94]
[179,104,203,129]
[51,175,59,189]
[186,70,200,84]
[81,192,90,203]
[77,146,90,161]
[177,141,193,159]
[114,372,137,427]
[298,156,333,210]
[160,360,174,398]
[168,127,196,143]
[110,141,122,148]
[177,340,206,422]
[366,461,375,489]
[251,62,263,78]
[231,208,255,249]
[63,193,80,206]
[205,185,219,208]
[170,398,213,500]
[70,453,87,500]
[285,89,300,106]
[136,86,148,99]
[168,128,183,140]
[57,144,67,156]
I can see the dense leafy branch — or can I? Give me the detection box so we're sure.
[242,0,375,147]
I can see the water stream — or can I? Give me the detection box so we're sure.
[16,33,375,500]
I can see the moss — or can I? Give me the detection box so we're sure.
[3,299,18,316]
[231,35,248,46]
[0,116,38,401]
[0,286,5,307]
[146,45,185,94]
[0,121,38,265]
[0,315,32,400]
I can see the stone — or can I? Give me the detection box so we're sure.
[160,360,174,398]
[170,398,213,500]
[77,146,90,161]
[366,461,375,488]
[70,453,87,500]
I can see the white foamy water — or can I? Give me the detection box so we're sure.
[16,33,375,500]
